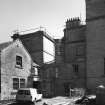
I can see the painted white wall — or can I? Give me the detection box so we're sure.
[43,36,55,63]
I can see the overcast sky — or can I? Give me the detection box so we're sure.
[0,0,85,43]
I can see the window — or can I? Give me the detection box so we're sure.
[72,64,79,73]
[56,44,63,56]
[17,90,24,95]
[16,55,22,67]
[76,46,85,56]
[20,78,25,88]
[13,78,19,89]
[56,46,61,55]
[24,90,30,95]
[17,90,30,95]
[35,68,38,76]
[55,67,59,78]
[13,78,26,89]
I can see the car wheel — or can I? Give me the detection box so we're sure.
[33,98,36,104]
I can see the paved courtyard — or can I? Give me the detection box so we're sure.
[1,96,76,105]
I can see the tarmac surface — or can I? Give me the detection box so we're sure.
[0,96,76,105]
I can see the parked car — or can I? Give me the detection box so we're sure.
[16,88,42,104]
[75,95,96,105]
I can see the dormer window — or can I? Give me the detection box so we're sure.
[16,55,22,67]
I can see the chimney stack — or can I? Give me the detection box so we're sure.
[11,30,20,40]
[66,17,81,29]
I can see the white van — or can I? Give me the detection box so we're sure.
[16,88,42,103]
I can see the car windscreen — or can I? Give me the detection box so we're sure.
[17,90,30,95]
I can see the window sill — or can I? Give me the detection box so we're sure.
[15,65,23,69]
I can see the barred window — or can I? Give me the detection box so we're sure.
[72,64,79,73]
[20,78,25,88]
[13,78,19,89]
[16,55,22,67]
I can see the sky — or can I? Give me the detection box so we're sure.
[0,0,86,43]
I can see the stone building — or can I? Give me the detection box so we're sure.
[49,18,86,96]
[53,0,105,95]
[86,0,105,93]
[11,30,55,96]
[40,19,87,96]
[41,0,105,96]
[63,18,86,90]
[11,30,55,66]
[0,39,39,100]
[40,63,73,97]
[42,26,86,97]
[2,0,105,98]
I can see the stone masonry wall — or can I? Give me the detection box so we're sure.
[86,18,105,91]
[1,40,31,100]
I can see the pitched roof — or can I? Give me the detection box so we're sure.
[0,41,12,51]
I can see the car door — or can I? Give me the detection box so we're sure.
[32,89,37,101]
[36,89,42,100]
[24,90,31,101]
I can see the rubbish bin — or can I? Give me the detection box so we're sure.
[96,85,105,105]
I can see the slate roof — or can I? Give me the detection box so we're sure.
[0,41,12,51]
[0,40,39,67]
